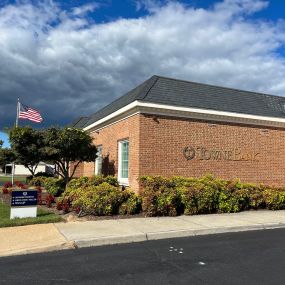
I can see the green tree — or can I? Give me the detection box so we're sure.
[9,126,44,176]
[42,127,97,185]
[0,147,15,172]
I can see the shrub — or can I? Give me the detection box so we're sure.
[15,181,27,189]
[68,176,90,190]
[139,175,272,215]
[28,176,47,187]
[218,180,250,213]
[263,188,285,210]
[104,175,119,187]
[3,182,12,188]
[247,184,266,209]
[72,182,124,216]
[180,176,222,215]
[35,171,54,177]
[44,178,65,197]
[2,188,9,194]
[139,183,183,217]
[61,182,141,216]
[37,187,43,205]
[56,199,63,210]
[140,176,176,190]
[62,199,70,213]
[56,197,70,212]
[68,175,119,190]
[26,172,54,184]
[45,193,55,208]
[119,191,142,215]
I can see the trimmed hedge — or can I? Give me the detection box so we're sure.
[139,175,285,216]
[54,174,285,217]
[57,176,141,216]
[67,175,119,190]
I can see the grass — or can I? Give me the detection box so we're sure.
[0,202,63,228]
[0,176,27,186]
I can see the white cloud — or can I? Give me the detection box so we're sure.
[72,3,99,16]
[0,0,285,128]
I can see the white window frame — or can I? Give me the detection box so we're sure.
[95,145,103,175]
[118,139,129,185]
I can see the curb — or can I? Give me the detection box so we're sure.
[2,223,285,256]
[74,234,147,248]
[0,241,76,258]
[73,223,285,248]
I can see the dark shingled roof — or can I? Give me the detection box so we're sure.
[69,117,90,128]
[77,75,285,128]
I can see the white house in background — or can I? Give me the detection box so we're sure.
[4,162,55,176]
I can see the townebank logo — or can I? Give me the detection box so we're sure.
[183,146,260,162]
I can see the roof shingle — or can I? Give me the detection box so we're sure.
[72,75,285,128]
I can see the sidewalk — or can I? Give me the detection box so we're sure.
[1,210,285,257]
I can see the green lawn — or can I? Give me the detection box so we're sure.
[0,202,63,228]
[0,176,27,185]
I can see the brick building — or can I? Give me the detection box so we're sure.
[71,75,285,192]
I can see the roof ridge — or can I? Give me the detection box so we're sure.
[138,75,160,100]
[155,75,284,100]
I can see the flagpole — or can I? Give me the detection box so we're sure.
[11,99,19,185]
[16,98,19,127]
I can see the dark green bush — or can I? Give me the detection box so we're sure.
[26,172,54,184]
[44,177,65,197]
[28,176,48,187]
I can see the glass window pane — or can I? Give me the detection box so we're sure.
[120,141,129,179]
[95,145,102,175]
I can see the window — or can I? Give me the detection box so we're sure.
[95,145,102,175]
[118,140,129,185]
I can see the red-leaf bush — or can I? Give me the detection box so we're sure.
[14,181,28,189]
[45,193,55,208]
[2,188,9,194]
[37,187,43,205]
[3,182,12,188]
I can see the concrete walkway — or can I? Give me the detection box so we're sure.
[1,210,285,257]
[0,224,74,257]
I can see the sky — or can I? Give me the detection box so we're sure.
[1,0,285,147]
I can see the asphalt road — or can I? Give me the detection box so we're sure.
[1,228,285,284]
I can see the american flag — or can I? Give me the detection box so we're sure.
[18,103,43,123]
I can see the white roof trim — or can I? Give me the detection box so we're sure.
[84,100,285,131]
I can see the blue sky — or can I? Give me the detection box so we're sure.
[1,0,285,148]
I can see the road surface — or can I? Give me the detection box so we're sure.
[1,228,285,284]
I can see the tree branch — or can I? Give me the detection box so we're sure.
[70,160,82,180]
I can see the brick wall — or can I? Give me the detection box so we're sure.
[85,114,141,191]
[76,112,285,192]
[139,114,285,187]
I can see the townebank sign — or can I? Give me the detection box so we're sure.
[183,146,260,162]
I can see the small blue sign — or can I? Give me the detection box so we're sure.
[11,190,38,207]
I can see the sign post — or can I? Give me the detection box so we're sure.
[10,190,38,219]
